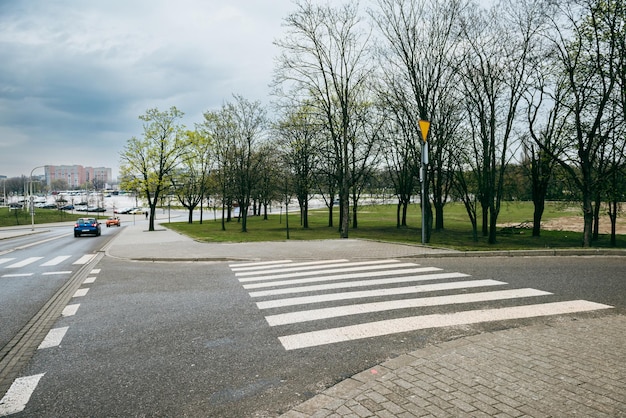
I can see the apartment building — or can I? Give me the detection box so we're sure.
[45,165,112,188]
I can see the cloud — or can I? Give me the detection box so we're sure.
[0,0,294,178]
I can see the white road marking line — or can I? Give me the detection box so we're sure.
[73,288,89,297]
[83,277,96,284]
[266,288,553,326]
[6,257,43,268]
[238,261,414,282]
[278,300,613,350]
[249,272,469,297]
[244,267,444,290]
[73,254,95,265]
[62,304,80,317]
[1,273,33,278]
[0,258,16,266]
[38,326,69,349]
[236,259,401,277]
[39,256,71,266]
[257,279,507,309]
[42,271,72,276]
[0,374,45,416]
[231,259,349,272]
[229,260,292,268]
[90,269,101,274]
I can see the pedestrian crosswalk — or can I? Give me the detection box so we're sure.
[230,259,613,350]
[0,254,96,277]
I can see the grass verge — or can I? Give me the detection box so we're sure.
[165,202,626,250]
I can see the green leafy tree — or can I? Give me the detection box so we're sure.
[119,107,188,231]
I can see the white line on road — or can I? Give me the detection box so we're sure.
[39,255,71,266]
[73,288,89,297]
[230,259,293,268]
[248,272,469,297]
[90,269,101,274]
[62,304,80,317]
[42,271,72,276]
[257,279,506,309]
[38,326,69,349]
[244,267,445,290]
[231,259,348,272]
[0,258,16,266]
[6,257,43,268]
[1,273,33,278]
[266,288,553,326]
[238,261,414,282]
[236,259,402,278]
[278,300,613,350]
[73,254,95,265]
[0,373,45,416]
[83,277,96,284]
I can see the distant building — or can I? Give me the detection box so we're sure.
[45,165,112,189]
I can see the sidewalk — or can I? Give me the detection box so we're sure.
[3,220,626,416]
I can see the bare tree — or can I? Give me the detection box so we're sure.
[273,0,371,238]
[370,0,467,240]
[275,105,322,228]
[456,0,541,244]
[543,0,622,246]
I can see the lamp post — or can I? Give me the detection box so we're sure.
[418,120,430,244]
[30,165,45,231]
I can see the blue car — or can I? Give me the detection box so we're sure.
[74,218,101,237]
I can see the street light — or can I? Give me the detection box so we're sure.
[30,165,45,231]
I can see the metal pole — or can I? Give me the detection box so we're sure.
[30,165,44,231]
[421,142,426,244]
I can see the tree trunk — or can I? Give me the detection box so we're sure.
[532,198,544,237]
[396,201,401,228]
[434,201,444,231]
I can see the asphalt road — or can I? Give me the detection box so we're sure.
[8,255,624,417]
[0,225,121,351]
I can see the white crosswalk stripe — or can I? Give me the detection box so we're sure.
[40,255,71,266]
[0,254,94,277]
[230,259,613,350]
[6,257,43,268]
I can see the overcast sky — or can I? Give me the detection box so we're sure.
[0,0,304,179]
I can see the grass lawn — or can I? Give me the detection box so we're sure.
[0,208,106,227]
[165,201,626,250]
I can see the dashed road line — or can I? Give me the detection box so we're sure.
[0,373,45,416]
[38,327,69,350]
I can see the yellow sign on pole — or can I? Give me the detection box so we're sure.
[419,119,430,142]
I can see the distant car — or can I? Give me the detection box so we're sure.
[74,218,101,237]
[9,202,23,210]
[128,208,146,215]
[106,216,121,227]
[75,205,88,212]
[114,207,132,214]
[59,204,74,210]
[87,206,106,212]
[41,203,57,209]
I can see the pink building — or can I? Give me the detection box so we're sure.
[45,165,112,189]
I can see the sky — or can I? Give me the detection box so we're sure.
[0,0,303,179]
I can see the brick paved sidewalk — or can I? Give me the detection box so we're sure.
[281,315,626,417]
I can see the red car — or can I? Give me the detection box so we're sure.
[106,216,121,227]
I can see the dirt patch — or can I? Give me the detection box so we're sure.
[542,216,626,234]
[502,216,626,234]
